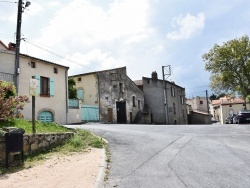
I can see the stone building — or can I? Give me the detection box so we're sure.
[136,71,187,124]
[70,67,145,123]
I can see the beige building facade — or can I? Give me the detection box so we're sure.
[210,97,250,124]
[0,41,69,124]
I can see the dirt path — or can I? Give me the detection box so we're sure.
[0,148,103,188]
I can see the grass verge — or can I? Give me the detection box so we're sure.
[0,119,106,175]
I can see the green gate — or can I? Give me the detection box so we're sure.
[81,105,99,122]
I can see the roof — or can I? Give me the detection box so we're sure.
[211,97,245,105]
[133,80,143,86]
[69,66,126,77]
[20,54,69,69]
[142,76,185,90]
[0,40,69,69]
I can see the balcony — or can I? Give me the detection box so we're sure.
[0,72,14,82]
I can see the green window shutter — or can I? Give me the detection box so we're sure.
[34,75,40,95]
[77,89,84,100]
[50,77,54,96]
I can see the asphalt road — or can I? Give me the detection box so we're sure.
[66,124,250,188]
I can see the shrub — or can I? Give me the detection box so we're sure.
[0,80,29,121]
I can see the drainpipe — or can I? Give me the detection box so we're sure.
[65,68,69,124]
[97,74,101,122]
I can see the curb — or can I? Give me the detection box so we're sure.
[94,148,107,188]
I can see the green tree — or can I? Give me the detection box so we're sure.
[68,78,77,99]
[203,35,250,101]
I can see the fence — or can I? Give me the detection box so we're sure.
[68,99,79,108]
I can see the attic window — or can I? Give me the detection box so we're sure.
[78,77,82,82]
[54,67,58,74]
[31,61,36,68]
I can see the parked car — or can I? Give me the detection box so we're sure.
[234,110,250,124]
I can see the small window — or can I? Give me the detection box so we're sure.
[132,96,136,107]
[138,100,141,110]
[173,103,176,114]
[31,61,36,68]
[171,87,175,97]
[78,77,82,82]
[200,101,203,104]
[119,83,123,93]
[54,67,58,74]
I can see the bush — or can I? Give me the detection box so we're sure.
[0,81,29,121]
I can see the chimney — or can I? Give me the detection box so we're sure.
[151,71,158,80]
[8,42,16,51]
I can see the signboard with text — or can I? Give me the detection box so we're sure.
[30,78,38,96]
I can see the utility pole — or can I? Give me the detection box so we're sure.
[14,0,31,94]
[162,65,171,124]
[206,90,210,114]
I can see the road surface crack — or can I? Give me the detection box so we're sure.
[120,136,184,181]
[168,137,194,188]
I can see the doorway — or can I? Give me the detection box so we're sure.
[116,101,127,124]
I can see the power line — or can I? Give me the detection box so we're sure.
[24,40,95,71]
[0,0,15,2]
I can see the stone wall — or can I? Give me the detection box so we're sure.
[0,132,74,167]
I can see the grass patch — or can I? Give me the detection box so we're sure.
[0,119,106,175]
[0,118,69,133]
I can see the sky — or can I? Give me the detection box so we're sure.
[1,0,250,98]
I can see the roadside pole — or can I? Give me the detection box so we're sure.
[30,77,38,134]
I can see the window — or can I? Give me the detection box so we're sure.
[77,77,82,82]
[200,101,203,104]
[171,87,175,97]
[132,96,136,107]
[173,103,176,114]
[54,67,58,74]
[40,77,50,96]
[180,96,184,104]
[34,75,54,97]
[119,83,123,92]
[138,100,141,110]
[31,61,36,68]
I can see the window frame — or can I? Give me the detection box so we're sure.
[40,76,50,97]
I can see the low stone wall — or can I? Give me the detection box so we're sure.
[0,132,74,167]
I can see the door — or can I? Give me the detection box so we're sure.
[81,105,99,122]
[116,101,127,124]
[108,108,113,122]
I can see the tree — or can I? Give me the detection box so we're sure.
[0,80,29,121]
[203,35,250,101]
[68,78,77,99]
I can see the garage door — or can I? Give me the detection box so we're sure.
[39,111,53,122]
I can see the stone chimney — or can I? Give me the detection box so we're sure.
[151,71,158,80]
[8,42,16,51]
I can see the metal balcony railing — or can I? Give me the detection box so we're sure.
[0,72,14,82]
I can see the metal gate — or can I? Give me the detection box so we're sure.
[81,105,99,122]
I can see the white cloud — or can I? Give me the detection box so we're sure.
[33,0,150,47]
[166,12,205,40]
[58,49,116,75]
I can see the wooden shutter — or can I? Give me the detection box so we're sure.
[77,89,84,100]
[34,75,40,95]
[50,77,54,96]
